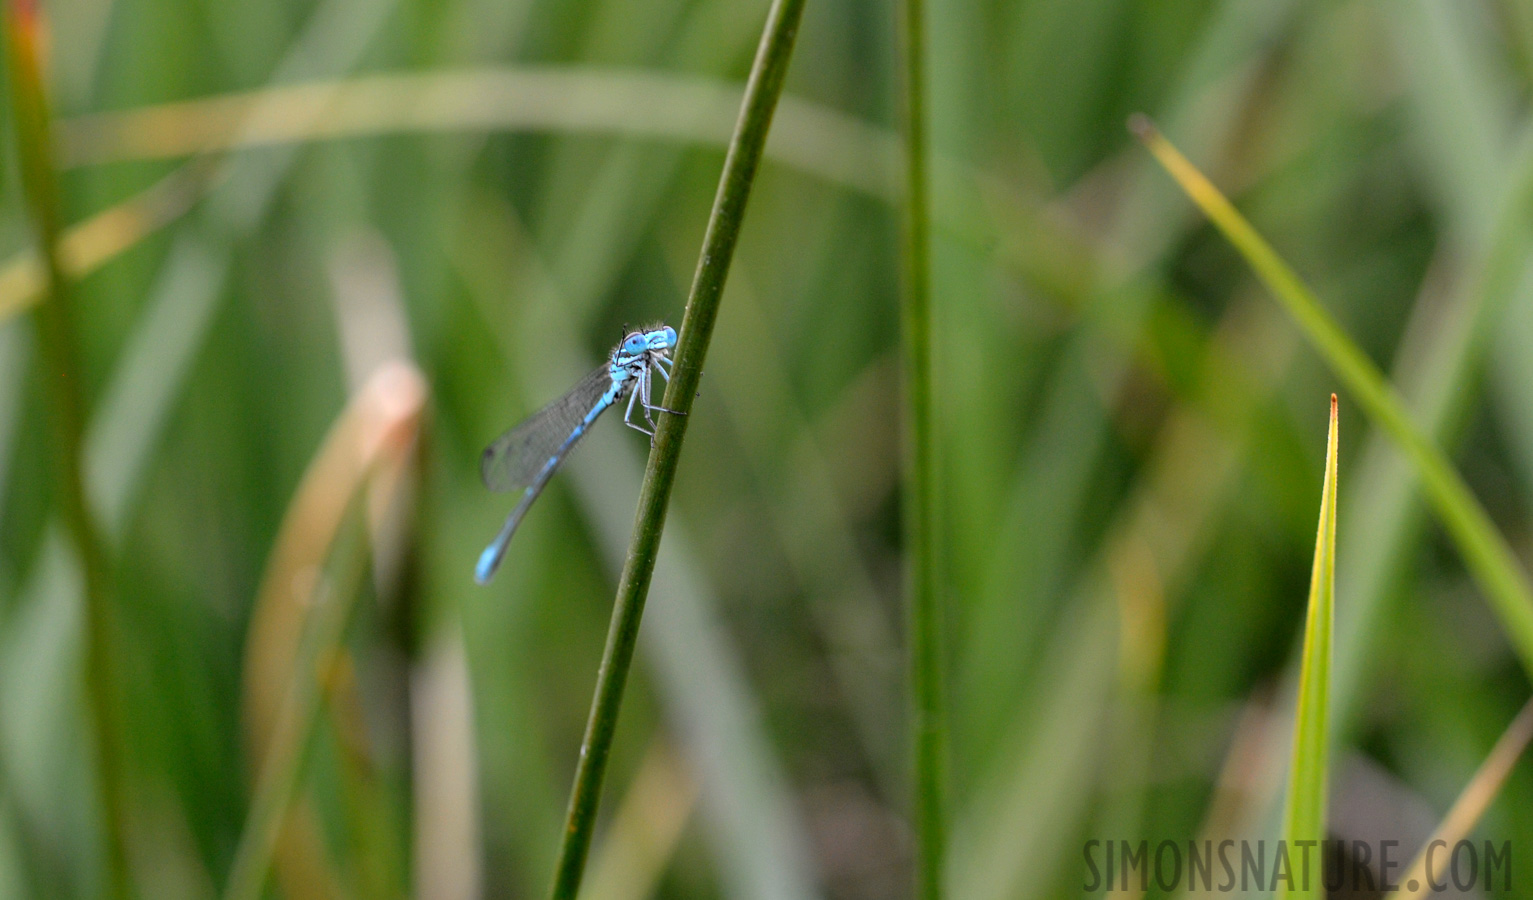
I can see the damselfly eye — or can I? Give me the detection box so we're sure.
[622,334,646,354]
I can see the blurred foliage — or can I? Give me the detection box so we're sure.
[0,0,1532,898]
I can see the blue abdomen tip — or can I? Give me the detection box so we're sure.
[476,544,501,584]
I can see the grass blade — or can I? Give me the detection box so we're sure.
[543,0,807,896]
[0,3,403,878]
[5,2,129,895]
[579,740,698,900]
[899,0,945,894]
[1278,395,1338,900]
[57,69,897,198]
[226,362,426,900]
[1387,695,1533,900]
[1131,115,1533,681]
[0,160,218,326]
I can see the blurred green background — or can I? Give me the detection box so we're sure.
[1,0,1532,897]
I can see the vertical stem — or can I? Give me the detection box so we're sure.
[5,3,129,898]
[900,0,945,896]
[544,0,806,897]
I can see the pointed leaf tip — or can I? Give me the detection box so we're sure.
[8,0,37,24]
[1127,113,1158,143]
[6,0,44,54]
[1277,392,1341,900]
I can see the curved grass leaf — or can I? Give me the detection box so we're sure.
[226,362,426,900]
[1132,115,1533,681]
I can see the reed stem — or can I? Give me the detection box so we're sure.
[544,0,807,895]
[899,0,946,896]
[6,3,130,897]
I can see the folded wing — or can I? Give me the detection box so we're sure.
[481,364,617,493]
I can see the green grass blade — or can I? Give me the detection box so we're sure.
[544,1,807,896]
[1131,115,1533,680]
[224,524,366,900]
[1324,0,1533,742]
[900,0,946,894]
[1278,395,1338,900]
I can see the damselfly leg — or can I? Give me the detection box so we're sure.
[623,382,653,437]
[642,360,685,416]
[621,360,685,438]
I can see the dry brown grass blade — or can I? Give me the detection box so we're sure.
[1389,696,1533,900]
[0,160,219,324]
[237,360,427,900]
[55,68,896,198]
[409,631,481,900]
[580,739,700,900]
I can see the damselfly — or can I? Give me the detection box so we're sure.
[476,325,680,584]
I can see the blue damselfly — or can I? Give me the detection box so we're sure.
[476,325,680,583]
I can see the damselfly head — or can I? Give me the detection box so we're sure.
[619,325,676,357]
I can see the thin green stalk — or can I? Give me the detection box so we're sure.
[5,3,129,898]
[543,0,807,896]
[899,0,944,896]
[1131,115,1533,679]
